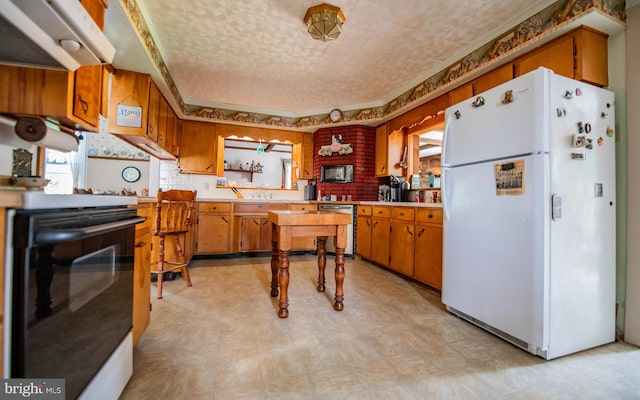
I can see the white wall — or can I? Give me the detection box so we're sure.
[625,1,640,346]
[223,147,288,188]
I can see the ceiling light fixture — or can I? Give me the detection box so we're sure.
[304,3,346,41]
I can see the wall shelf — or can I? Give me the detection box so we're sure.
[224,168,262,174]
[224,168,262,183]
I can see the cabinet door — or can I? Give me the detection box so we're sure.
[516,34,574,78]
[375,124,404,177]
[371,218,390,266]
[157,96,168,148]
[375,124,389,176]
[573,27,608,87]
[390,221,414,276]
[132,232,151,345]
[179,121,217,174]
[132,204,152,346]
[197,214,232,254]
[356,216,372,259]
[239,217,262,252]
[301,132,314,179]
[73,65,102,127]
[473,63,514,95]
[449,83,474,106]
[260,218,273,251]
[109,70,150,136]
[414,224,443,290]
[147,82,160,141]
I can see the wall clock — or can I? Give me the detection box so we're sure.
[329,108,343,123]
[121,166,141,183]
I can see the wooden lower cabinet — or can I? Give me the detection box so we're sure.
[414,224,443,290]
[133,204,152,346]
[358,205,443,291]
[370,206,391,267]
[197,214,232,253]
[389,207,416,276]
[236,217,265,252]
[196,202,233,254]
[356,215,372,259]
[413,208,443,290]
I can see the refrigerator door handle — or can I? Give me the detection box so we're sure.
[443,168,450,221]
[441,114,453,167]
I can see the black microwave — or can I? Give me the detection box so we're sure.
[321,164,354,183]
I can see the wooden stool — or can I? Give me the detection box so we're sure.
[152,189,197,299]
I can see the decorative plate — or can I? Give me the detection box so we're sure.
[136,151,146,159]
[119,149,130,158]
[88,148,98,157]
[102,147,113,157]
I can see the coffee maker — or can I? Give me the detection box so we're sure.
[389,176,407,202]
[304,177,317,200]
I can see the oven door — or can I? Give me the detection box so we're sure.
[9,209,143,399]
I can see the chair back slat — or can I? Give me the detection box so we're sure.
[155,189,197,234]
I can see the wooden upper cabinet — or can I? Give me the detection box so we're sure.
[515,26,608,87]
[516,33,575,78]
[0,65,102,131]
[179,121,218,174]
[147,81,160,142]
[79,0,108,30]
[109,69,151,136]
[73,65,102,127]
[473,63,514,95]
[449,83,474,106]
[300,132,314,179]
[375,123,403,177]
[573,26,608,87]
[108,70,177,160]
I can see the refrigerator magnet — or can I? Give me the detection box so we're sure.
[564,90,573,99]
[598,137,604,146]
[606,127,614,137]
[585,123,591,133]
[501,90,513,104]
[575,88,582,96]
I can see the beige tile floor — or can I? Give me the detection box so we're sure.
[120,255,640,400]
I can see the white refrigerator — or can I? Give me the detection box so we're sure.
[441,67,616,360]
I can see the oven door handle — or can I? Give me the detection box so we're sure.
[36,217,146,243]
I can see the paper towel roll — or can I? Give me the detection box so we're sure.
[0,115,79,152]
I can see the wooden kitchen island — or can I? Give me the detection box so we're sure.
[268,210,352,318]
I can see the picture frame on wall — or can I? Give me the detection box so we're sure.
[216,177,227,187]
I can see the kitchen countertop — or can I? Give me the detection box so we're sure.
[136,196,442,208]
[0,189,138,210]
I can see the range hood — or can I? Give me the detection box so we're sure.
[0,0,115,71]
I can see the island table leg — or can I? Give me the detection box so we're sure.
[334,247,345,311]
[317,236,327,292]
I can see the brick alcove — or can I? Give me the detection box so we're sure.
[313,125,385,201]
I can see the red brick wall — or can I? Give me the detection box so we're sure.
[312,125,385,201]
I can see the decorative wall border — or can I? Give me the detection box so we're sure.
[120,0,625,130]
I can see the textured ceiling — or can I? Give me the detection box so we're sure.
[132,0,553,117]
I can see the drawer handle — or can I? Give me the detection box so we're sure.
[222,217,229,224]
[406,226,413,236]
[418,228,425,237]
[428,214,433,218]
[366,219,370,227]
[400,212,404,216]
[135,241,147,248]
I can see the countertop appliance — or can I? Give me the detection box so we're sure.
[320,164,353,183]
[317,203,354,257]
[389,176,406,202]
[3,193,141,399]
[0,0,116,71]
[441,67,616,360]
